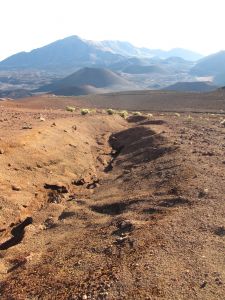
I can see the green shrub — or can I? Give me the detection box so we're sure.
[66,106,76,112]
[107,108,116,115]
[132,111,142,116]
[81,109,90,115]
[187,115,193,121]
[118,110,129,118]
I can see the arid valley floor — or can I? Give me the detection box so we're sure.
[0,93,225,299]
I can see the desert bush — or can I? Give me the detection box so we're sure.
[118,110,129,118]
[220,119,225,126]
[107,108,116,115]
[187,115,193,121]
[66,106,76,112]
[147,113,153,117]
[132,111,142,116]
[81,109,90,115]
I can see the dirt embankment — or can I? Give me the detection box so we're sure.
[0,103,225,299]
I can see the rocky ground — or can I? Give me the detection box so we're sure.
[0,99,225,299]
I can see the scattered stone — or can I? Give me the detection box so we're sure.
[82,295,88,300]
[12,185,21,191]
[198,188,209,198]
[0,149,4,154]
[22,124,32,129]
[72,125,77,130]
[200,281,207,289]
[202,151,214,156]
[86,179,100,189]
[72,178,86,186]
[115,236,128,245]
[215,278,223,285]
[220,119,225,126]
[119,219,134,231]
[47,191,62,204]
[214,226,225,237]
[68,143,77,148]
[97,156,107,165]
[44,183,68,193]
[51,122,56,127]
[44,217,57,229]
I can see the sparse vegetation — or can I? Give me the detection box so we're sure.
[81,108,90,115]
[107,108,116,115]
[66,106,76,112]
[132,111,142,116]
[220,119,225,126]
[118,110,129,118]
[187,114,193,122]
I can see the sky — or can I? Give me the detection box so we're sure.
[0,0,225,60]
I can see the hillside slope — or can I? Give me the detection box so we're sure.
[0,36,124,73]
[38,67,134,92]
[191,51,225,85]
[162,81,218,92]
[0,102,224,299]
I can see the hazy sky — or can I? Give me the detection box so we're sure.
[0,0,225,60]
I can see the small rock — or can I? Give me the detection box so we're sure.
[118,219,134,232]
[202,151,214,156]
[200,281,207,288]
[12,185,21,191]
[198,188,209,198]
[220,119,225,126]
[44,183,68,194]
[82,295,88,300]
[72,178,86,186]
[0,149,4,154]
[22,124,32,130]
[44,217,57,229]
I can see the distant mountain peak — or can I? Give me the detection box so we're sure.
[0,35,204,73]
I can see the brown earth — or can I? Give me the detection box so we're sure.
[0,96,225,300]
[12,89,225,113]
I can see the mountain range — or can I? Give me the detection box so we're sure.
[0,36,203,73]
[191,51,225,85]
[0,35,225,97]
[162,81,218,93]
